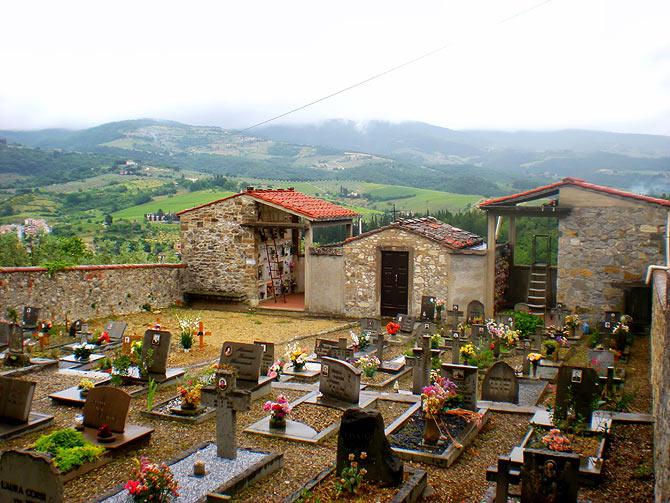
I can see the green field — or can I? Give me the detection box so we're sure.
[112,189,234,220]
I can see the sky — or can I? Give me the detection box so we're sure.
[1,0,669,134]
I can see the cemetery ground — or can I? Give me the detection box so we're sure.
[0,308,657,503]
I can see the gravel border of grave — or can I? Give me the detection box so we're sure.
[140,395,216,424]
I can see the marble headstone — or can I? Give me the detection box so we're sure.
[319,357,361,404]
[481,361,519,404]
[82,386,131,433]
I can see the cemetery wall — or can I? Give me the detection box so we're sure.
[557,187,667,313]
[340,227,485,318]
[0,263,184,320]
[651,269,670,503]
[179,195,259,302]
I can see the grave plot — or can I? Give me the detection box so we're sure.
[115,329,185,384]
[488,365,611,488]
[0,376,54,440]
[245,357,379,443]
[285,408,427,503]
[99,367,282,502]
[387,363,491,467]
[48,375,112,406]
[479,361,548,412]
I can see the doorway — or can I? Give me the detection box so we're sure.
[381,251,409,317]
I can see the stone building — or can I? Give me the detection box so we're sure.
[176,188,358,309]
[480,177,669,319]
[308,217,487,318]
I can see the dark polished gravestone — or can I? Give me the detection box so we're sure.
[554,365,599,423]
[22,306,40,329]
[254,340,275,375]
[336,408,404,487]
[81,386,153,451]
[220,341,272,399]
[0,376,54,440]
[142,329,172,375]
[520,448,579,503]
[0,450,63,503]
[481,361,519,404]
[441,363,478,411]
[0,321,9,347]
[396,314,415,334]
[420,295,437,321]
[318,357,361,406]
[104,320,128,341]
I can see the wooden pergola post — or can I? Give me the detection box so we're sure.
[485,212,497,319]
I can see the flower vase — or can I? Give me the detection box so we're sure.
[423,416,440,445]
[293,362,305,372]
[436,309,443,322]
[181,400,197,411]
[493,341,501,359]
[531,361,539,379]
[269,415,286,429]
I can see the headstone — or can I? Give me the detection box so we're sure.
[587,349,615,376]
[7,323,23,353]
[411,335,441,394]
[554,365,599,423]
[0,377,36,422]
[142,329,172,375]
[441,363,478,411]
[315,338,353,362]
[201,368,251,459]
[471,324,486,345]
[360,318,381,335]
[82,386,131,433]
[601,366,624,396]
[374,332,385,361]
[104,321,128,341]
[413,321,436,339]
[466,300,485,323]
[396,314,415,334]
[319,357,361,404]
[69,319,83,338]
[121,333,142,355]
[521,340,532,375]
[420,295,436,321]
[220,342,262,382]
[482,361,519,403]
[520,448,579,503]
[0,450,63,503]
[336,408,403,486]
[254,341,275,375]
[0,322,8,347]
[22,306,40,328]
[447,304,464,330]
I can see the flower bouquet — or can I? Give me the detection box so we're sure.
[97,331,110,345]
[267,360,284,380]
[541,428,572,452]
[527,352,542,377]
[351,331,370,351]
[286,344,308,371]
[356,355,380,378]
[263,394,291,429]
[124,457,179,503]
[177,381,203,411]
[73,345,92,361]
[96,424,116,443]
[78,378,95,396]
[459,343,477,366]
[386,321,400,336]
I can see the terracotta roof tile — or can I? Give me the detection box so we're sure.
[177,188,359,221]
[479,177,670,208]
[319,217,484,251]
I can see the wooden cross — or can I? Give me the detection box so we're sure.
[201,369,251,459]
[412,335,441,394]
[449,305,464,330]
[599,366,624,397]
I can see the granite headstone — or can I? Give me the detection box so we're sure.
[319,357,361,404]
[0,450,63,503]
[481,361,519,403]
[142,329,172,375]
[82,386,131,433]
[0,377,36,422]
[441,363,478,411]
[554,365,599,422]
[219,342,262,382]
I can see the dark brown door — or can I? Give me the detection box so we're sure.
[381,251,409,317]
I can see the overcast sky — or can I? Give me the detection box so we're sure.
[1,0,669,134]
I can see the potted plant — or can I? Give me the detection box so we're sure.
[124,457,179,502]
[563,314,581,337]
[177,381,203,410]
[287,344,308,371]
[430,333,442,349]
[78,378,95,397]
[459,343,477,366]
[263,394,292,429]
[96,424,116,443]
[543,339,559,358]
[180,331,193,352]
[356,355,380,378]
[73,345,92,361]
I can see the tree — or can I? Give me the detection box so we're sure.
[104,214,113,226]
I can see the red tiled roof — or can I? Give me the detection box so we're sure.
[319,217,484,251]
[177,188,359,221]
[479,177,670,208]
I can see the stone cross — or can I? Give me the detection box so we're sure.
[449,305,464,331]
[375,332,385,362]
[412,335,441,394]
[600,367,624,397]
[451,332,461,364]
[520,340,532,375]
[201,369,251,459]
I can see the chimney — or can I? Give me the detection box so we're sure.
[245,186,255,192]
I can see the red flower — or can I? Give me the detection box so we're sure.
[490,342,495,350]
[386,322,400,335]
[124,479,140,494]
[98,332,110,344]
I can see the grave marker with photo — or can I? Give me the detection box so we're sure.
[554,365,599,423]
[520,448,579,503]
[319,357,361,405]
[396,314,415,334]
[220,342,262,382]
[104,320,128,341]
[420,295,436,321]
[22,306,40,329]
[142,329,172,375]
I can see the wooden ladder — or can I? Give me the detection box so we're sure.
[261,229,286,303]
[527,234,551,317]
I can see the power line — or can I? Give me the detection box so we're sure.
[239,0,553,132]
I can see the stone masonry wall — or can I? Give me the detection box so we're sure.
[341,227,485,318]
[0,264,184,321]
[557,206,666,313]
[180,196,258,301]
[651,270,670,503]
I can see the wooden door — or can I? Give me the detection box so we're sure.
[381,251,409,317]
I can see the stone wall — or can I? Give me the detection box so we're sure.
[341,227,485,318]
[557,205,667,313]
[651,269,670,503]
[0,264,185,322]
[179,195,258,301]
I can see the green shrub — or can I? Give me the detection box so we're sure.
[180,331,193,350]
[35,428,85,455]
[473,349,494,369]
[511,311,542,338]
[53,444,105,472]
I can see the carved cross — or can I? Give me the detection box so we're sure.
[412,335,441,394]
[201,369,251,459]
[451,332,461,364]
[449,305,464,331]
